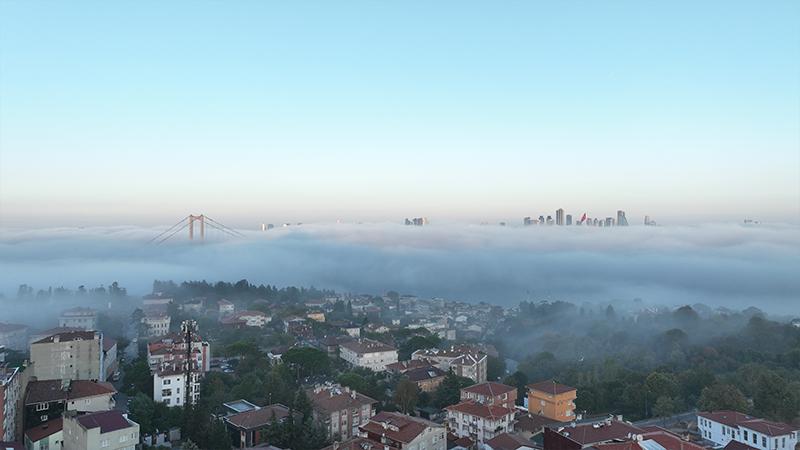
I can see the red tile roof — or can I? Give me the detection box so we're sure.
[698,411,798,437]
[225,404,291,430]
[307,385,377,414]
[485,432,535,450]
[32,330,98,344]
[360,411,440,444]
[24,418,63,442]
[640,427,706,450]
[75,410,134,434]
[724,441,761,450]
[445,400,516,420]
[551,421,644,445]
[26,380,116,404]
[461,381,516,397]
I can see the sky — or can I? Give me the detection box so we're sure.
[0,1,799,227]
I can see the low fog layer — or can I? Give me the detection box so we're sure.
[1,223,798,312]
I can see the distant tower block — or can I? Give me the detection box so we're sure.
[188,215,205,240]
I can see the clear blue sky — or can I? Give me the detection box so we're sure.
[1,1,798,227]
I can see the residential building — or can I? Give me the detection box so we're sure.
[24,418,63,450]
[30,331,104,382]
[224,403,292,449]
[445,400,516,444]
[307,312,326,322]
[153,365,201,407]
[698,411,798,450]
[556,209,565,226]
[542,420,702,450]
[61,410,139,450]
[0,324,28,351]
[217,299,235,317]
[412,346,488,383]
[142,294,173,307]
[339,339,398,372]
[526,380,576,422]
[0,365,21,441]
[307,384,377,440]
[386,359,435,375]
[147,333,211,373]
[58,308,97,331]
[220,311,271,328]
[103,338,118,382]
[404,366,447,393]
[283,317,313,339]
[460,382,517,409]
[24,379,116,428]
[360,411,446,450]
[141,309,171,337]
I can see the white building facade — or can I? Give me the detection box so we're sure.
[339,339,398,372]
[698,411,798,450]
[153,368,201,407]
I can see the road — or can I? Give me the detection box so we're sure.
[634,411,697,429]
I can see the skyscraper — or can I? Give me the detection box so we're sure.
[566,214,572,226]
[556,208,564,226]
[617,210,628,226]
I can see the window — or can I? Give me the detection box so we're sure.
[753,434,758,444]
[101,439,109,447]
[163,379,171,385]
[40,415,48,422]
[763,437,767,447]
[36,403,49,411]
[745,431,749,440]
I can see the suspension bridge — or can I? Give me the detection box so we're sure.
[148,214,245,244]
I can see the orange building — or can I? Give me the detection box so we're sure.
[526,380,576,422]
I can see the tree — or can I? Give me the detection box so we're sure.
[395,378,419,413]
[206,417,233,450]
[487,356,507,381]
[183,440,200,450]
[698,384,748,412]
[434,370,473,409]
[283,347,330,378]
[128,393,156,434]
[504,371,528,405]
[652,396,677,418]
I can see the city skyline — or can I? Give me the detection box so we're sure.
[1,1,798,227]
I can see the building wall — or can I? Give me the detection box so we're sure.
[142,317,171,337]
[66,393,115,413]
[58,315,97,331]
[698,417,799,450]
[0,367,21,441]
[317,403,374,440]
[527,389,576,422]
[153,372,200,407]
[30,337,103,382]
[63,415,139,450]
[446,410,514,444]
[461,387,517,408]
[25,429,63,450]
[407,424,447,450]
[339,347,398,372]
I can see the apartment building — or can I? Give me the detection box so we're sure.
[307,384,377,440]
[141,310,171,337]
[58,307,97,331]
[698,411,798,450]
[147,333,211,373]
[153,366,201,407]
[412,345,488,383]
[360,411,446,450]
[527,380,576,422]
[460,382,517,409]
[62,410,139,450]
[445,400,516,445]
[30,331,104,382]
[339,339,398,372]
[24,379,116,428]
[0,365,20,442]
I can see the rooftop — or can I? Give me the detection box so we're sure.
[307,384,377,414]
[32,330,98,345]
[25,418,63,442]
[26,379,116,404]
[461,381,516,398]
[527,380,576,396]
[445,400,516,420]
[485,432,535,450]
[339,338,396,354]
[360,411,441,444]
[225,404,292,430]
[698,411,798,437]
[549,420,644,445]
[75,410,135,434]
